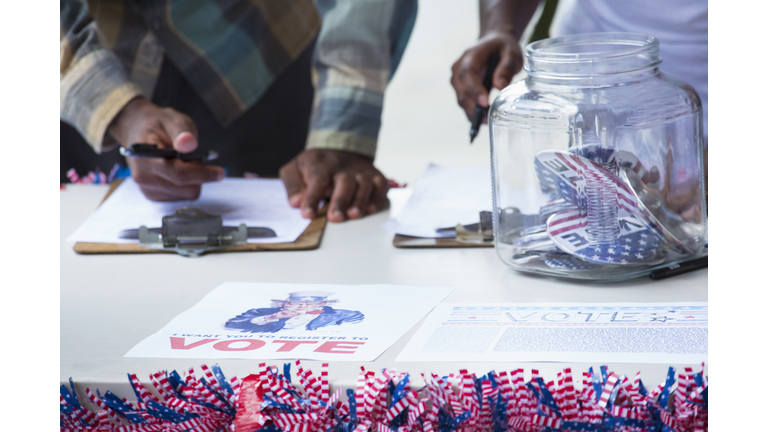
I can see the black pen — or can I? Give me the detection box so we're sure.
[469,53,500,144]
[120,143,218,161]
[649,256,708,280]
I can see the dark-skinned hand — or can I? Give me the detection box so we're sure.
[451,31,524,121]
[279,149,389,223]
[107,97,225,201]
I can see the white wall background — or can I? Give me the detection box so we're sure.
[376,1,487,186]
[375,0,539,186]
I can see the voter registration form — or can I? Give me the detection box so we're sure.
[397,302,708,364]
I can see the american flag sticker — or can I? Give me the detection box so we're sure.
[546,209,666,266]
[534,151,638,217]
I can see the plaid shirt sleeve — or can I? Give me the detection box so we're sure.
[60,0,144,153]
[307,0,417,158]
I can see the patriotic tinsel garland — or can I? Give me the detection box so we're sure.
[60,362,707,432]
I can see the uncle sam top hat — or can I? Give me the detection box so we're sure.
[272,291,339,304]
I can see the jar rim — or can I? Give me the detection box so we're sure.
[526,32,659,61]
[525,33,661,79]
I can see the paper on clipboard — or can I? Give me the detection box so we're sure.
[381,164,493,238]
[66,178,311,244]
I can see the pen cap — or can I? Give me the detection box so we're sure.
[488,33,706,281]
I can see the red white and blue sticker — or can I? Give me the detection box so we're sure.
[546,208,666,265]
[534,150,638,217]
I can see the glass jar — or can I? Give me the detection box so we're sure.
[489,33,706,281]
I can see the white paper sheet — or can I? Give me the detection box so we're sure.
[396,303,708,364]
[66,178,311,244]
[381,164,493,238]
[125,282,453,361]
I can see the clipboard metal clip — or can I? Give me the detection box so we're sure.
[138,208,248,257]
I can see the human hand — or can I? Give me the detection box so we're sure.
[108,97,225,201]
[279,149,389,223]
[451,31,524,120]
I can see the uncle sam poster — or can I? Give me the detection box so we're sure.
[126,282,453,361]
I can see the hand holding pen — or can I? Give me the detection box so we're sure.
[450,32,525,143]
[108,98,225,202]
[120,144,218,161]
[469,53,500,143]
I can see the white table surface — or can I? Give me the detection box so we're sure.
[60,183,707,398]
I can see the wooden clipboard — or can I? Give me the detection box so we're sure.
[73,179,327,255]
[392,234,493,249]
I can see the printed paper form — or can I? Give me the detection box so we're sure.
[396,302,708,364]
[125,282,453,361]
[381,164,493,238]
[66,178,311,244]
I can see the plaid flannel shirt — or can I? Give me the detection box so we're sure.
[60,0,417,158]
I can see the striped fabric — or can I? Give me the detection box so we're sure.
[60,0,417,158]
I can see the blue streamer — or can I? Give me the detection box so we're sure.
[657,367,676,409]
[346,388,357,428]
[450,410,471,429]
[604,374,625,411]
[200,377,236,414]
[387,380,396,404]
[60,382,81,412]
[490,394,506,432]
[693,371,704,388]
[390,409,409,429]
[534,377,561,416]
[437,407,454,432]
[599,366,609,384]
[167,370,188,400]
[145,399,192,423]
[262,395,296,413]
[637,377,648,397]
[98,390,147,424]
[391,374,410,407]
[283,363,293,384]
[589,367,603,398]
[212,364,235,395]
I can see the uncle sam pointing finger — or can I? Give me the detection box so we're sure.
[225,291,363,333]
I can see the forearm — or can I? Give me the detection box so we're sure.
[307,0,417,158]
[480,0,540,40]
[60,0,143,153]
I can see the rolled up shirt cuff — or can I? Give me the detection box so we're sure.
[305,85,384,158]
[306,130,377,159]
[61,47,145,153]
[87,82,144,152]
